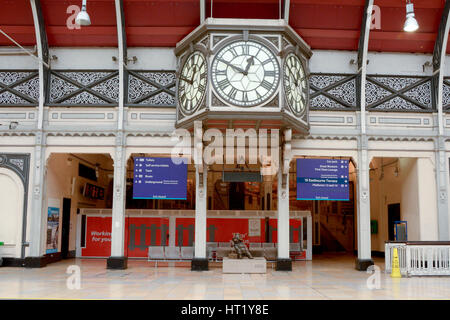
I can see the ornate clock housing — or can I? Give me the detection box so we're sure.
[211,40,280,107]
[178,51,207,115]
[174,18,312,135]
[283,53,308,116]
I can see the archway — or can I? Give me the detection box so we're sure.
[0,168,24,259]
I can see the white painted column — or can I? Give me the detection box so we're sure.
[434,1,450,241]
[169,215,176,247]
[355,0,374,270]
[277,167,290,259]
[435,146,450,240]
[75,214,82,257]
[194,164,207,259]
[110,142,127,258]
[108,0,128,269]
[306,214,312,261]
[29,136,46,258]
[356,146,372,264]
[28,0,47,261]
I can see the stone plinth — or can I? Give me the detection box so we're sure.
[222,257,267,274]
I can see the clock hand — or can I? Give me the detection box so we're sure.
[179,75,193,85]
[244,56,254,75]
[287,67,300,87]
[190,66,197,83]
[218,59,246,74]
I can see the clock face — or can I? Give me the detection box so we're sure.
[178,51,207,113]
[283,53,307,115]
[211,40,280,107]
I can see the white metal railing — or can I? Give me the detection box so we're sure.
[385,242,450,276]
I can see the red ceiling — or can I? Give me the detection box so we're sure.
[42,0,118,47]
[370,0,444,53]
[0,0,35,46]
[0,0,448,53]
[125,0,199,47]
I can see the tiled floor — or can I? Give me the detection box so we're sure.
[1,253,450,300]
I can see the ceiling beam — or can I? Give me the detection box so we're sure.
[115,0,127,131]
[292,0,442,8]
[284,0,291,23]
[357,0,373,131]
[296,28,437,41]
[200,0,205,23]
[29,0,48,129]
[433,0,450,134]
[433,0,450,73]
[116,0,127,63]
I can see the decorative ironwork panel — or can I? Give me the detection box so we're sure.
[0,153,30,187]
[309,74,357,110]
[366,75,433,111]
[48,70,119,106]
[443,78,450,111]
[127,71,176,107]
[0,71,39,106]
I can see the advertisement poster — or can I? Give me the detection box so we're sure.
[81,216,303,257]
[248,219,261,237]
[132,157,187,200]
[46,206,60,254]
[297,158,349,201]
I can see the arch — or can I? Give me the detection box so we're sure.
[0,167,25,258]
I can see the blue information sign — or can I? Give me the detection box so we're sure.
[297,158,349,201]
[132,157,187,200]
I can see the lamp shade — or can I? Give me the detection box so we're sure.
[76,10,91,26]
[403,3,419,32]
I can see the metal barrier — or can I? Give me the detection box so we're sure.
[385,241,450,276]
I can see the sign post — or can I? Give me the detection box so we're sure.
[297,158,349,201]
[132,157,188,200]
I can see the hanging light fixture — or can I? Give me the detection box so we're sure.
[76,0,91,26]
[404,0,419,32]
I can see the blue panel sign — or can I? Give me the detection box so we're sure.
[133,157,187,200]
[297,158,349,201]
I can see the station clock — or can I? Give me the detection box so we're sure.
[211,40,280,107]
[177,51,208,114]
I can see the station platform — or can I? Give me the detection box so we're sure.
[1,254,449,300]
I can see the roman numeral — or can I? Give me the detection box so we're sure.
[229,87,237,99]
[242,45,249,55]
[243,91,249,102]
[262,59,272,65]
[216,69,226,76]
[230,47,239,58]
[265,70,275,77]
[180,93,186,103]
[285,86,291,95]
[218,79,230,90]
[260,80,272,91]
[198,83,206,92]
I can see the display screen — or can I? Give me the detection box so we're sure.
[297,158,349,201]
[132,157,187,200]
[83,182,105,200]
